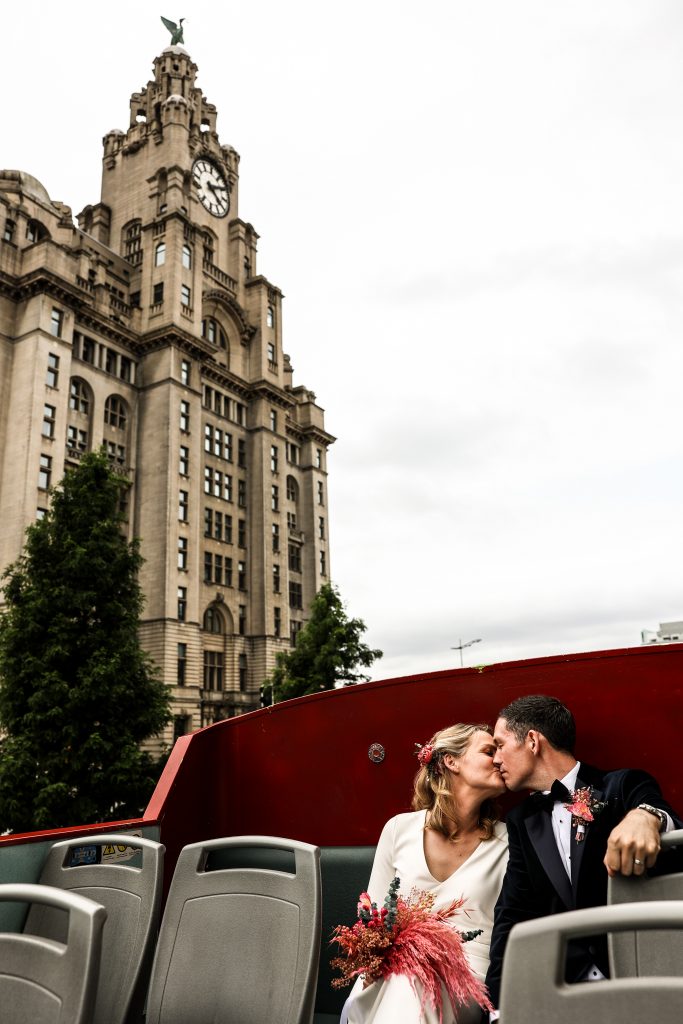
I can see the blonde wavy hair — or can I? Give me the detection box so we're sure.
[412,723,499,842]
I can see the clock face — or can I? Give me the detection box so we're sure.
[191,159,230,217]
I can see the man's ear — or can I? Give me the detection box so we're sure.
[527,729,542,756]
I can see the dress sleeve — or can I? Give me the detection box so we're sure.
[366,816,398,907]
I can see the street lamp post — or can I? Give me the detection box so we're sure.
[451,638,482,668]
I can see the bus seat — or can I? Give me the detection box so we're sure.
[313,846,376,1023]
[500,901,683,1023]
[608,827,683,977]
[144,835,321,1024]
[24,833,164,1024]
[0,882,106,1024]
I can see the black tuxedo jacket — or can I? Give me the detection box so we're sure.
[485,764,682,1009]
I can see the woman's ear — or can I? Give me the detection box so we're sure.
[442,753,459,773]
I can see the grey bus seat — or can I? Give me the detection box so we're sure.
[0,882,106,1024]
[24,833,164,1024]
[608,827,683,977]
[499,901,683,1024]
[145,835,321,1024]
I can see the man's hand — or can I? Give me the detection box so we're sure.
[604,808,661,877]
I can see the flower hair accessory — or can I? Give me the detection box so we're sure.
[415,742,443,780]
[564,786,607,843]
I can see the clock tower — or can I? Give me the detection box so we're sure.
[0,43,334,744]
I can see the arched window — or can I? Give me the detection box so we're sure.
[267,305,274,328]
[182,244,192,269]
[286,475,299,503]
[26,219,49,244]
[203,605,225,634]
[201,317,227,350]
[69,379,90,415]
[154,241,166,266]
[104,396,127,430]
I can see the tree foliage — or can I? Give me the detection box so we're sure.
[0,450,171,832]
[264,582,382,703]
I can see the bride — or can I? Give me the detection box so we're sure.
[340,723,508,1024]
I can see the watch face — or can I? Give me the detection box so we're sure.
[192,159,230,217]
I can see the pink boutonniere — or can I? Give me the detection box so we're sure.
[564,786,607,842]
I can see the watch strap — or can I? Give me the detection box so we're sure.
[637,803,667,831]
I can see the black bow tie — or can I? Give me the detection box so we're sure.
[531,779,572,811]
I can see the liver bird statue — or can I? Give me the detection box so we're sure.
[161,16,185,45]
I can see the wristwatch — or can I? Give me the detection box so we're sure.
[637,803,667,831]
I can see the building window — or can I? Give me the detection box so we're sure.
[179,490,189,522]
[177,643,187,685]
[317,481,324,505]
[271,485,279,511]
[267,341,276,365]
[270,409,277,431]
[178,586,187,621]
[105,348,118,375]
[267,305,274,328]
[203,651,224,691]
[289,581,303,610]
[154,241,166,266]
[69,379,90,414]
[288,544,302,573]
[291,620,303,646]
[274,607,281,637]
[286,476,298,503]
[203,606,224,633]
[201,317,227,349]
[203,551,212,583]
[81,336,96,364]
[270,445,279,473]
[239,652,248,690]
[178,536,188,570]
[180,400,190,432]
[106,441,125,466]
[238,561,246,591]
[238,438,246,468]
[204,507,213,537]
[181,284,191,308]
[286,442,300,465]
[272,523,280,552]
[104,395,127,429]
[173,715,191,740]
[179,445,189,476]
[287,511,297,532]
[319,516,325,539]
[42,404,56,439]
[120,356,133,381]
[182,244,192,269]
[181,359,191,385]
[320,550,327,576]
[153,282,164,304]
[237,479,246,508]
[36,507,48,521]
[46,353,60,388]
[67,426,88,453]
[239,605,246,636]
[238,519,246,547]
[223,474,233,502]
[273,564,281,593]
[38,454,52,490]
[3,219,15,242]
[50,308,63,338]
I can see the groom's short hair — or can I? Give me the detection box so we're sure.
[499,695,576,754]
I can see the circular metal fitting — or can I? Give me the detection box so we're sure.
[368,742,385,764]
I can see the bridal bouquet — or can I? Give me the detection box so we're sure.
[330,876,492,1019]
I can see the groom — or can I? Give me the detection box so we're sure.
[485,694,681,1014]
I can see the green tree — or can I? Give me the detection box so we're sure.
[263,582,382,703]
[0,450,171,832]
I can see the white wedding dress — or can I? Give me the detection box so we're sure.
[340,811,508,1024]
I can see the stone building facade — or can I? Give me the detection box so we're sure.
[0,45,334,746]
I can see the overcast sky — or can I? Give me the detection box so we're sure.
[4,2,683,679]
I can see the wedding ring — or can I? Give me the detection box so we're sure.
[634,859,643,866]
